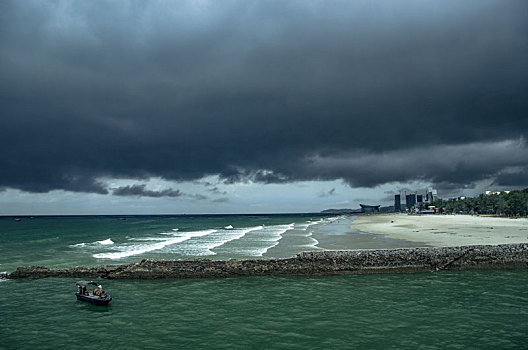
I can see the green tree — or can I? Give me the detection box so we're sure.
[432,188,528,217]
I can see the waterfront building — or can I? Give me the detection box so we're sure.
[427,188,437,202]
[360,204,381,213]
[406,194,416,210]
[485,190,510,195]
[394,195,401,212]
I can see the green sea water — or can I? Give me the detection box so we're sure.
[1,270,527,349]
[0,214,422,273]
[1,215,526,349]
[0,214,337,271]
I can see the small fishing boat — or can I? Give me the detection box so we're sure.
[75,281,112,306]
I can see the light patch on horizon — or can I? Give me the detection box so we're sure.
[0,179,384,215]
[0,177,487,215]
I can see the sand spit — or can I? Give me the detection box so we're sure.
[351,214,528,247]
[5,243,527,279]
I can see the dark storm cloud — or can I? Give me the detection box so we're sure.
[112,184,182,198]
[1,0,527,194]
[112,183,210,199]
[302,139,528,187]
[493,167,528,187]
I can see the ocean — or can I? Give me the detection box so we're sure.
[1,214,527,349]
[0,214,348,272]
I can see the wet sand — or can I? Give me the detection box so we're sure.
[350,214,528,247]
[313,216,429,250]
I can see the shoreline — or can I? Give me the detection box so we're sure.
[4,243,527,279]
[313,215,429,251]
[350,213,528,247]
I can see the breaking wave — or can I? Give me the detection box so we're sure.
[70,238,114,248]
[93,229,217,259]
[97,239,114,245]
[71,215,343,260]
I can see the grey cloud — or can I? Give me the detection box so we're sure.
[112,184,210,200]
[493,167,528,187]
[112,184,182,198]
[1,0,527,194]
[304,139,528,188]
[207,187,228,195]
[188,194,208,201]
[212,198,229,203]
[318,188,336,198]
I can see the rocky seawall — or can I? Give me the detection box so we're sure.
[4,243,528,280]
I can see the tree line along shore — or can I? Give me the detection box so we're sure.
[424,188,528,216]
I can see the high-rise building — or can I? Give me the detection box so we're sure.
[427,188,437,202]
[394,194,401,212]
[417,194,423,203]
[406,194,416,209]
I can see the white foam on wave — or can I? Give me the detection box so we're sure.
[163,226,264,256]
[298,216,343,232]
[224,225,234,229]
[70,238,114,248]
[93,229,217,259]
[303,231,320,249]
[324,215,345,223]
[97,238,114,245]
[297,219,324,231]
[158,228,180,235]
[205,226,264,255]
[300,215,348,249]
[127,237,168,242]
[251,223,295,256]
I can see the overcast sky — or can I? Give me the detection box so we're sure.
[1,0,527,214]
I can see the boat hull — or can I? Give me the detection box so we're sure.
[75,293,112,306]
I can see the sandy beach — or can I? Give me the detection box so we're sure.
[351,214,528,247]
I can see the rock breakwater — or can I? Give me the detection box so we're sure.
[6,243,528,280]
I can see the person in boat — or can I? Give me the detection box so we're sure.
[96,285,106,298]
[78,284,90,296]
[75,281,112,305]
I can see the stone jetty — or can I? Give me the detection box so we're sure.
[5,243,528,280]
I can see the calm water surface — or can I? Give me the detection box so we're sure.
[1,270,527,349]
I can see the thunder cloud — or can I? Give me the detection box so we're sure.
[1,0,527,197]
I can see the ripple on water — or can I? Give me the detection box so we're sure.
[0,270,527,349]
